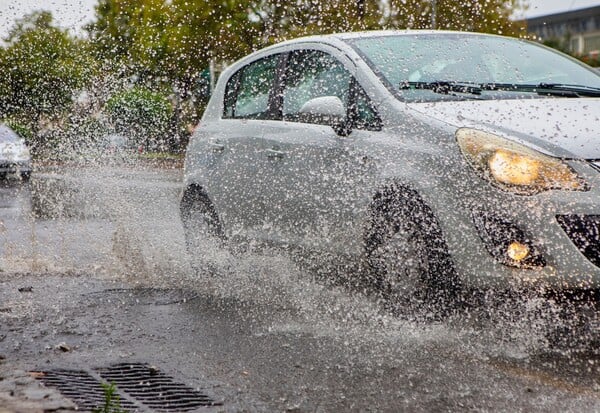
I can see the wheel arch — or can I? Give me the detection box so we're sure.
[180,183,225,240]
[364,180,459,290]
[181,183,210,207]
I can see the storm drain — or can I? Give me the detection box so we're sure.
[34,368,139,410]
[34,363,221,412]
[96,363,220,411]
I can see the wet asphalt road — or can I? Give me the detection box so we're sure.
[2,164,600,412]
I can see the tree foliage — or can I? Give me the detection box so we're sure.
[0,11,93,123]
[87,0,525,85]
[383,0,525,35]
[105,86,173,149]
[246,0,381,44]
[87,0,263,89]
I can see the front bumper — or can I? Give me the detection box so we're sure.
[433,160,600,291]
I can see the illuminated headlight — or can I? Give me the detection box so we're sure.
[456,128,587,194]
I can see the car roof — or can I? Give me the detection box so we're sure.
[0,124,20,142]
[273,29,502,46]
[249,30,512,59]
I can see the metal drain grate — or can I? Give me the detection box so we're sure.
[34,363,221,412]
[96,363,221,412]
[34,368,139,410]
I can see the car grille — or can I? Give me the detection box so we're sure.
[557,215,600,268]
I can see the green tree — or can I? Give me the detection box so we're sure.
[0,11,94,124]
[250,0,526,42]
[252,0,382,43]
[88,0,171,80]
[0,11,96,155]
[87,0,261,85]
[87,0,263,149]
[105,86,173,150]
[88,0,527,85]
[382,0,526,35]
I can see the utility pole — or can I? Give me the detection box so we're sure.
[357,0,365,28]
[209,58,216,94]
[431,0,437,29]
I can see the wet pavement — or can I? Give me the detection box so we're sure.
[2,164,600,412]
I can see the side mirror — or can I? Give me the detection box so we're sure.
[298,96,352,136]
[299,96,346,118]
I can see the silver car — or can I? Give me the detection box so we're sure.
[181,31,600,307]
[0,123,31,180]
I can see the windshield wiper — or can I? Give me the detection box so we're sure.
[399,81,482,95]
[400,81,600,97]
[479,82,600,97]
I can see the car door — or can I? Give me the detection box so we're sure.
[259,48,382,255]
[200,53,283,236]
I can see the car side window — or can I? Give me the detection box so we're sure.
[223,54,280,120]
[351,85,382,131]
[281,50,352,124]
[281,50,381,130]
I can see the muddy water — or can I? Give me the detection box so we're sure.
[2,164,600,411]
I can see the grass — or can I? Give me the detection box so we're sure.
[92,382,127,413]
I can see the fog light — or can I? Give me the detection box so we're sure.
[507,241,529,261]
[472,210,545,269]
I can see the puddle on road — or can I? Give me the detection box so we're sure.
[0,166,188,279]
[83,287,199,306]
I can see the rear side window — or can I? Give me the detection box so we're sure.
[223,54,280,119]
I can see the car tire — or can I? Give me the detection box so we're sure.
[365,186,460,316]
[180,186,225,272]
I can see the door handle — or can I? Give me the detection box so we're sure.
[209,142,225,152]
[265,149,286,160]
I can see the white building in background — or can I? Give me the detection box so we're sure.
[526,5,600,56]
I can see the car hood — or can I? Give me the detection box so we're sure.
[409,98,600,159]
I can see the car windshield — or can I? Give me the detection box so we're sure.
[346,33,600,102]
[0,124,21,143]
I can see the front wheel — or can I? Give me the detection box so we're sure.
[180,187,225,272]
[366,189,460,316]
